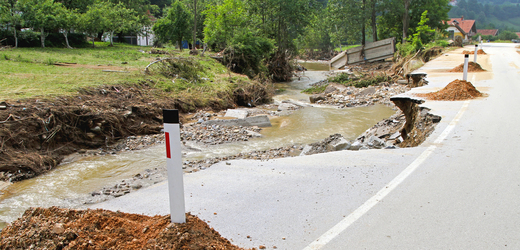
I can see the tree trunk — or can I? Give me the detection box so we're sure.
[371,0,378,42]
[63,31,72,49]
[109,31,114,46]
[40,27,45,48]
[362,0,366,46]
[192,0,197,51]
[178,39,183,51]
[402,0,410,43]
[13,28,18,48]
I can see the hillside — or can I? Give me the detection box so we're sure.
[449,0,520,30]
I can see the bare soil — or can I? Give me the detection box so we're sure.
[449,62,486,72]
[462,49,486,55]
[0,80,270,182]
[0,207,246,250]
[416,79,483,101]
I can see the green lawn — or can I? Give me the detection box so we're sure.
[0,43,240,101]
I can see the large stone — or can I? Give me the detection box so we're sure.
[299,145,313,156]
[327,137,351,151]
[309,94,326,103]
[349,140,363,150]
[367,136,385,149]
[246,130,262,138]
[224,109,248,119]
[277,103,297,111]
[52,223,65,234]
[203,115,272,127]
[358,87,376,96]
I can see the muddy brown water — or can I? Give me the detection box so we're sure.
[0,62,395,228]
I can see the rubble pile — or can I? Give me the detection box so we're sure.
[310,83,410,108]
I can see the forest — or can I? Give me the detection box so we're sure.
[1,0,451,49]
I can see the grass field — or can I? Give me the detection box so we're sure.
[0,42,247,102]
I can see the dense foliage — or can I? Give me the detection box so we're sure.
[1,0,457,79]
[449,0,520,30]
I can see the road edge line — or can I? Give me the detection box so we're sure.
[302,100,471,250]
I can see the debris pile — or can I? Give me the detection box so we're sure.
[462,49,486,55]
[0,207,245,250]
[449,62,486,72]
[417,79,483,101]
[310,83,410,108]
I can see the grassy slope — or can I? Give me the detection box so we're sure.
[0,42,253,107]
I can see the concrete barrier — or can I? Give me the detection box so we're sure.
[203,115,272,127]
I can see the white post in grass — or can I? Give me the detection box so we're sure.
[463,54,469,81]
[163,109,186,223]
[474,44,478,63]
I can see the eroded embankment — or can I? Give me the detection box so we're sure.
[0,81,271,182]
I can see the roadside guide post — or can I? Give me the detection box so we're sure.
[474,44,478,63]
[463,54,469,81]
[163,109,186,223]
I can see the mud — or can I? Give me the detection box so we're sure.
[0,80,272,182]
[449,62,486,72]
[416,79,483,101]
[0,206,246,250]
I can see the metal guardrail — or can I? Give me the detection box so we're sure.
[330,37,396,69]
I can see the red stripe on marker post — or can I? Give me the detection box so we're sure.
[165,132,171,159]
[163,109,186,223]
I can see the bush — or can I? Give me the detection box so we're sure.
[222,32,274,79]
[497,31,519,41]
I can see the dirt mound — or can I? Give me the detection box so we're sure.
[417,79,483,101]
[0,207,246,250]
[462,49,486,55]
[449,61,486,72]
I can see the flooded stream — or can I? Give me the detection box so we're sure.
[0,63,396,227]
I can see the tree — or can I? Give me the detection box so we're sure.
[247,0,317,52]
[55,3,77,48]
[103,2,138,46]
[152,1,192,51]
[203,0,245,50]
[410,10,435,51]
[402,0,410,43]
[80,1,105,47]
[55,0,94,13]
[378,0,450,43]
[19,0,65,48]
[326,0,364,46]
[0,0,23,48]
[498,30,519,40]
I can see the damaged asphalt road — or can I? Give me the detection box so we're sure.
[91,44,520,250]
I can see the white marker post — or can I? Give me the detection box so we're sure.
[163,109,186,223]
[463,54,469,81]
[474,44,478,63]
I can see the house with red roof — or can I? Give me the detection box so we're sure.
[477,29,499,37]
[446,16,477,40]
